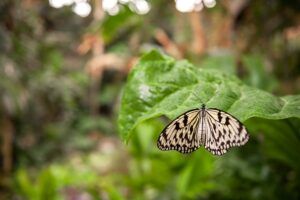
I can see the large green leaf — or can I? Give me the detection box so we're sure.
[246,118,300,170]
[118,50,300,141]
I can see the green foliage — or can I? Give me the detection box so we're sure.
[118,50,300,141]
[14,165,100,200]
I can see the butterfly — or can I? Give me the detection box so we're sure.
[157,104,249,155]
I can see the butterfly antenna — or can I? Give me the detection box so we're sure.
[192,91,204,105]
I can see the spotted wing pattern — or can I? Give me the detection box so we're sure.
[157,109,201,154]
[203,108,249,155]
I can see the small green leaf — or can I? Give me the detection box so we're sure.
[139,49,168,62]
[118,50,300,142]
[15,169,37,200]
[100,6,141,43]
[246,118,300,170]
[37,169,57,200]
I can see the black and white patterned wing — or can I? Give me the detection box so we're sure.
[157,109,201,154]
[203,108,249,155]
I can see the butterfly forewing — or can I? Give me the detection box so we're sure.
[157,109,201,154]
[203,109,249,155]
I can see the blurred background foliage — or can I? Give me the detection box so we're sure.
[0,0,299,199]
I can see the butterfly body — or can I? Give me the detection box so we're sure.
[157,104,249,155]
[198,106,206,146]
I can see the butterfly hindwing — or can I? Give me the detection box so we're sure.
[203,108,249,155]
[157,109,201,154]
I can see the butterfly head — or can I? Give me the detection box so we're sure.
[201,104,205,110]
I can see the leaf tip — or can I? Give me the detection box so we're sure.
[139,49,170,63]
